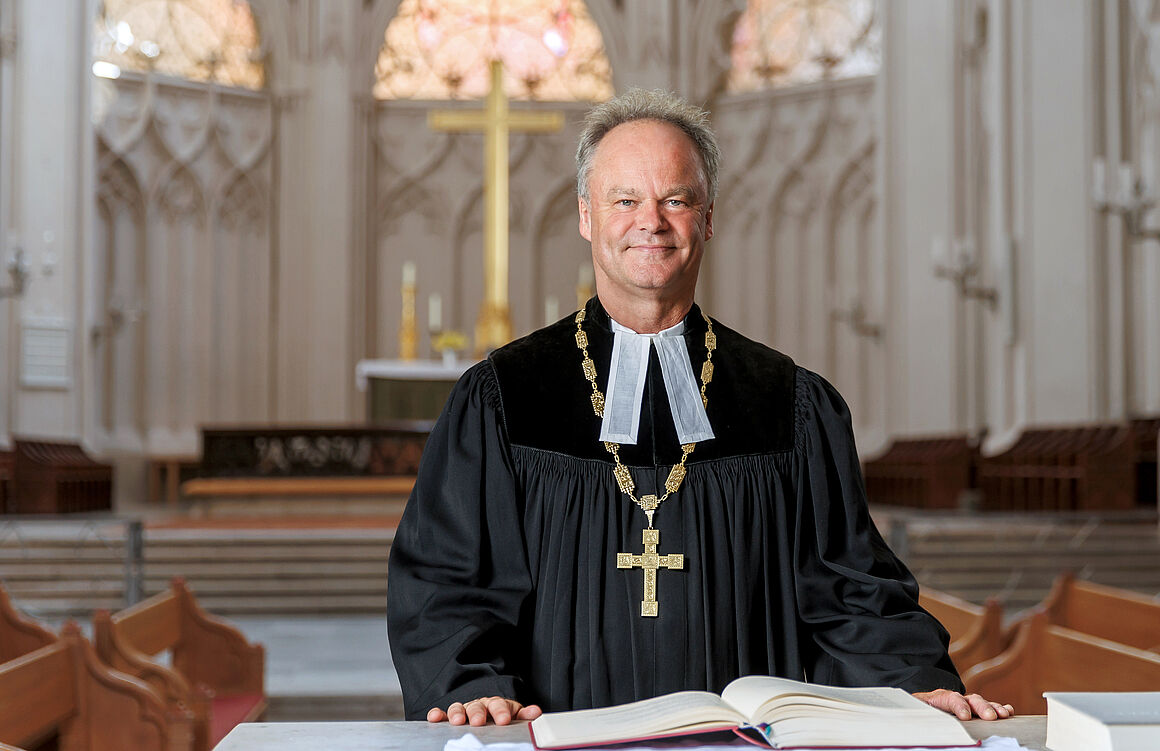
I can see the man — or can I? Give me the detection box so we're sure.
[387,89,1013,727]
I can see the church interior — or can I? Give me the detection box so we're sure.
[1,0,1159,746]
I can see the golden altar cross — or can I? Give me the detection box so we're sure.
[617,527,684,617]
[428,60,565,355]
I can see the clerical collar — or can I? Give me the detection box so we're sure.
[599,315,715,445]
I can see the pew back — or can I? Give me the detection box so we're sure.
[0,584,55,663]
[95,578,264,751]
[0,623,171,751]
[1041,572,1160,652]
[919,589,1004,673]
[963,612,1160,714]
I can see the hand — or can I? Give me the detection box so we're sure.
[912,689,1014,721]
[426,696,543,726]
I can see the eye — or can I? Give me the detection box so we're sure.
[667,199,688,208]
[616,199,635,207]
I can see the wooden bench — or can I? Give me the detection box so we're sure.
[7,439,113,514]
[181,475,415,498]
[863,435,974,509]
[976,424,1136,511]
[0,449,13,514]
[0,583,55,663]
[1005,571,1160,652]
[147,455,200,507]
[0,622,175,751]
[962,611,1160,713]
[92,578,265,751]
[918,589,1004,674]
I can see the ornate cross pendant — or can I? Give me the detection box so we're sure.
[616,528,684,617]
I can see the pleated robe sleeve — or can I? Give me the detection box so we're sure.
[793,369,964,693]
[387,363,534,719]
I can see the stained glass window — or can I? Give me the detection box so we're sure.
[727,0,879,92]
[94,0,264,90]
[374,0,613,101]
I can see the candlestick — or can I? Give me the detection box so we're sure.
[577,263,595,309]
[399,262,418,360]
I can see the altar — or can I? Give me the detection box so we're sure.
[213,718,1048,751]
[356,359,474,422]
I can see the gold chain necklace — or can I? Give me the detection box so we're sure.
[575,306,716,616]
[573,307,716,528]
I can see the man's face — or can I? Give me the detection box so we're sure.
[578,119,714,305]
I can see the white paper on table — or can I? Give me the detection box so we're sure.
[443,732,1034,751]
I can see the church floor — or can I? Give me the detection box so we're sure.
[228,614,404,721]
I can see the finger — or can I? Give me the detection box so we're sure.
[486,697,514,725]
[992,702,1014,718]
[516,704,544,721]
[466,699,489,726]
[966,694,997,720]
[427,707,447,723]
[447,702,468,726]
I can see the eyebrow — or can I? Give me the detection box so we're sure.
[603,185,703,200]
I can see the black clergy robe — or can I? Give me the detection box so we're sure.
[386,297,962,720]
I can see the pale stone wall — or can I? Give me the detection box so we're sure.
[2,0,1157,507]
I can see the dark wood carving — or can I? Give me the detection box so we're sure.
[196,423,431,479]
[862,436,974,509]
[7,440,112,515]
[976,424,1135,511]
[0,450,12,514]
[1130,416,1159,509]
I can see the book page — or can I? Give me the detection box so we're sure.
[721,675,934,723]
[530,691,746,748]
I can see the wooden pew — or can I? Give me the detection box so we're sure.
[863,435,974,509]
[1006,571,1160,652]
[0,583,55,663]
[0,622,174,751]
[962,611,1160,714]
[976,424,1135,511]
[92,578,265,751]
[8,439,113,514]
[918,589,1004,674]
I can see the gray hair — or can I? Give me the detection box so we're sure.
[575,88,721,203]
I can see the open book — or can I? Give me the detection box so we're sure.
[528,675,979,750]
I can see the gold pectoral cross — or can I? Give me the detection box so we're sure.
[617,527,683,617]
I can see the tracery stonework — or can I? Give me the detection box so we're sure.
[373,0,612,100]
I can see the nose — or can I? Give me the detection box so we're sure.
[637,200,668,234]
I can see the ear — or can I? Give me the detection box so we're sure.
[703,202,714,242]
[578,195,592,242]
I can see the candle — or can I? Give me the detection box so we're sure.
[545,295,559,325]
[402,261,416,286]
[429,293,442,331]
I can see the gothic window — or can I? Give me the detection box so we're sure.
[94,0,265,89]
[727,0,879,92]
[374,0,613,101]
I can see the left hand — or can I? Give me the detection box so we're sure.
[912,690,1014,721]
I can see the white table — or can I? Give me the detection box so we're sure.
[213,717,1049,751]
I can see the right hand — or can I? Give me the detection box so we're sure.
[426,696,543,726]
